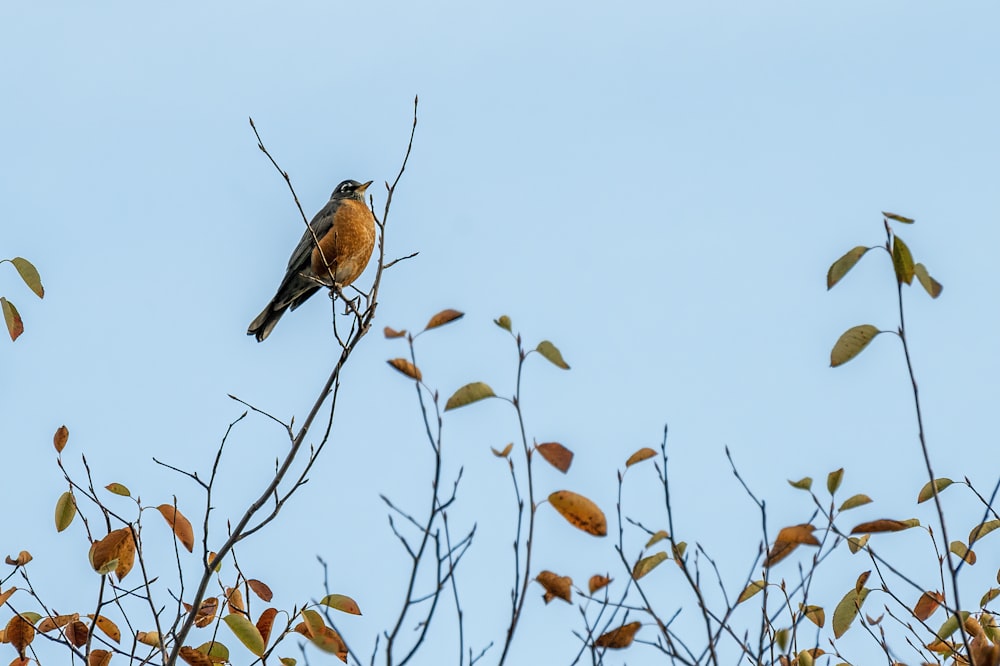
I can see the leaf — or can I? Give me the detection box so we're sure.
[913,591,943,621]
[535,570,572,604]
[981,588,999,608]
[536,442,573,473]
[891,235,915,285]
[280,659,297,666]
[4,615,35,657]
[850,518,919,534]
[5,550,32,566]
[54,491,76,532]
[838,494,872,511]
[11,258,44,298]
[632,551,668,580]
[855,570,870,592]
[827,246,869,289]
[737,580,766,604]
[788,477,812,490]
[2,297,24,341]
[548,490,607,536]
[830,324,881,367]
[491,443,513,457]
[38,613,77,632]
[913,263,943,298]
[645,530,669,548]
[256,608,278,646]
[178,646,214,666]
[949,541,976,565]
[536,340,570,369]
[157,504,195,552]
[775,628,789,651]
[88,528,135,579]
[917,478,954,503]
[594,621,641,649]
[387,358,422,381]
[883,211,915,224]
[827,468,844,494]
[65,620,89,647]
[383,326,406,338]
[424,308,464,331]
[588,575,611,594]
[320,594,362,615]
[767,524,820,567]
[184,597,218,628]
[847,534,869,554]
[136,631,161,647]
[225,587,245,614]
[196,640,230,662]
[86,614,121,643]
[494,315,511,331]
[223,614,265,657]
[88,649,112,666]
[625,447,657,467]
[105,483,131,497]
[969,519,1000,545]
[934,611,971,642]
[299,609,347,660]
[0,587,16,606]
[832,587,869,638]
[53,426,69,453]
[247,579,273,602]
[801,604,825,628]
[444,382,495,411]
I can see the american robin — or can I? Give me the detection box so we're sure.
[248,179,376,342]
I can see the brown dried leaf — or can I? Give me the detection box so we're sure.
[594,621,641,649]
[535,571,572,604]
[387,358,422,381]
[188,597,218,628]
[226,587,245,615]
[256,608,278,646]
[855,570,871,593]
[179,646,215,666]
[53,425,69,453]
[87,614,121,643]
[1,297,24,341]
[588,575,612,594]
[65,620,89,647]
[300,610,347,661]
[136,631,161,647]
[850,518,919,534]
[548,490,607,537]
[766,525,819,567]
[38,613,77,632]
[0,588,15,606]
[625,447,656,467]
[88,528,135,579]
[4,551,31,566]
[157,504,195,552]
[491,443,514,457]
[913,591,943,621]
[950,541,976,565]
[536,442,573,473]
[87,649,112,666]
[247,579,273,602]
[383,326,406,339]
[5,615,34,657]
[424,309,464,331]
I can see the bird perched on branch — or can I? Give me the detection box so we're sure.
[248,179,376,342]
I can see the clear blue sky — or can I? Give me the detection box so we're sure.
[3,2,998,664]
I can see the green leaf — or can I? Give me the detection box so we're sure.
[827,246,869,289]
[319,594,362,615]
[1,297,24,341]
[830,324,881,367]
[195,641,230,661]
[827,468,844,495]
[105,483,131,497]
[223,613,265,656]
[891,235,915,285]
[11,258,44,298]
[632,551,667,580]
[981,588,999,608]
[775,627,789,651]
[443,382,496,411]
[536,340,570,369]
[788,477,813,491]
[737,580,766,604]
[913,263,943,298]
[917,478,953,503]
[54,491,76,532]
[832,587,869,638]
[969,519,1000,545]
[934,611,971,641]
[494,315,512,331]
[838,494,872,511]
[882,211,915,224]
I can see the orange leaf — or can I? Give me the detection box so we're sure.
[247,579,273,602]
[913,591,943,621]
[88,649,112,666]
[256,608,278,646]
[548,490,607,537]
[855,570,871,593]
[38,613,77,633]
[226,587,245,615]
[87,614,121,643]
[186,597,218,628]
[491,443,513,457]
[5,615,35,657]
[625,447,656,467]
[594,621,641,649]
[766,525,819,567]
[535,571,572,604]
[53,425,69,453]
[300,610,347,661]
[850,518,919,534]
[536,442,573,473]
[424,309,464,331]
[386,358,422,381]
[157,504,195,552]
[383,326,406,338]
[4,551,31,566]
[88,528,135,579]
[588,575,612,594]
[179,646,215,666]
[0,588,15,606]
[65,620,89,647]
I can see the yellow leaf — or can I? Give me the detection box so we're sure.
[223,614,265,657]
[827,246,869,289]
[105,483,131,497]
[892,235,915,285]
[838,494,872,511]
[11,258,44,298]
[832,587,869,638]
[494,315,511,331]
[536,442,573,473]
[54,491,76,532]
[157,504,195,552]
[788,477,812,490]
[830,324,881,367]
[969,519,1000,545]
[632,551,667,580]
[882,211,914,224]
[320,594,362,615]
[913,263,943,298]
[491,443,513,457]
[444,382,495,411]
[847,534,869,554]
[827,468,844,494]
[917,478,954,503]
[801,604,825,628]
[949,541,976,564]
[625,447,656,467]
[424,308,464,330]
[386,358,422,381]
[536,340,570,369]
[737,580,766,604]
[548,490,607,537]
[645,530,669,548]
[87,614,121,643]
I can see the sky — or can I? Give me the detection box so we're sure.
[2,2,999,665]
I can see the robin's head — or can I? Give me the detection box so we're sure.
[330,179,373,201]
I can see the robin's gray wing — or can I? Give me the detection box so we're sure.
[268,200,339,311]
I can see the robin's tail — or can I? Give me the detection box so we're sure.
[247,301,287,343]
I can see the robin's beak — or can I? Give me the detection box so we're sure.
[358,180,373,194]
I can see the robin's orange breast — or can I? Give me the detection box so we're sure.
[311,199,376,286]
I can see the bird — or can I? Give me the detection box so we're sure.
[248,179,376,342]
